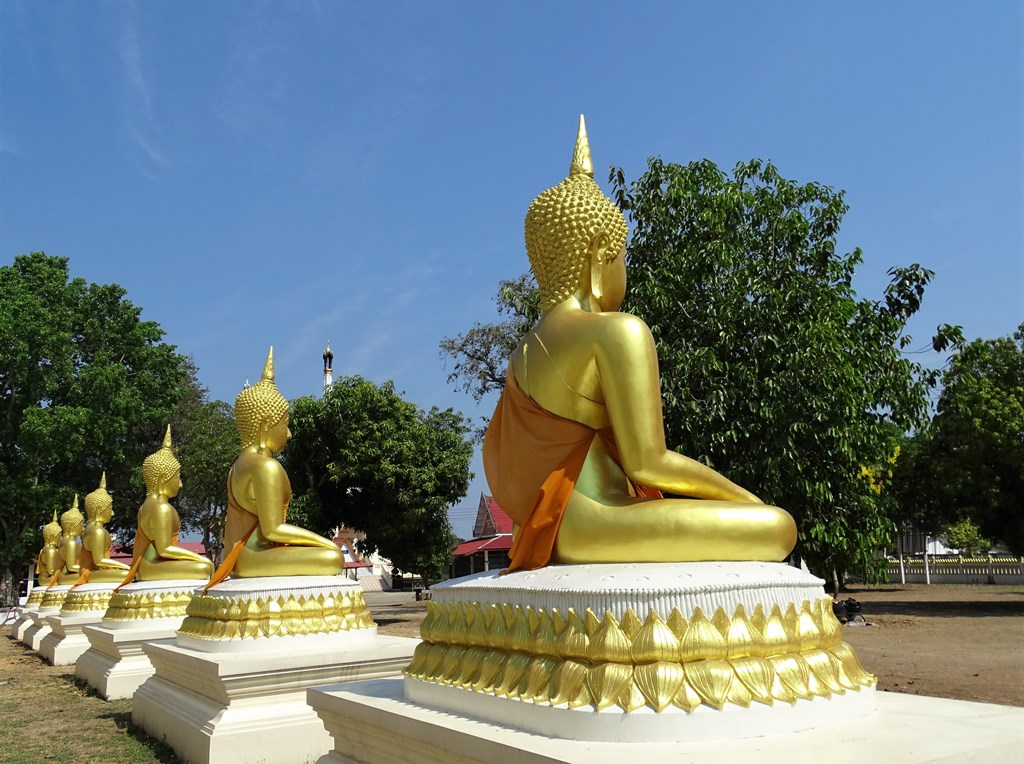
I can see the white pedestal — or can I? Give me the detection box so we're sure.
[130,576,417,764]
[308,679,1024,764]
[132,633,418,764]
[76,619,181,699]
[23,607,58,650]
[39,610,105,665]
[10,606,37,641]
[75,579,206,700]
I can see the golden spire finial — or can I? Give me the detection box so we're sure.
[52,510,58,522]
[162,424,172,450]
[99,471,107,490]
[72,494,79,509]
[61,494,84,533]
[262,346,275,383]
[569,114,593,178]
[86,472,112,519]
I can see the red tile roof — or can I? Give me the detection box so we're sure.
[452,535,513,556]
[485,496,514,534]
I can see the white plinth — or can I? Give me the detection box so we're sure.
[308,679,1024,764]
[75,579,205,699]
[132,633,418,764]
[23,607,58,649]
[39,610,106,665]
[77,620,180,699]
[10,606,37,640]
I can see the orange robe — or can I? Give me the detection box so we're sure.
[483,369,659,572]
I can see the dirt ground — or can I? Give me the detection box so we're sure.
[0,584,1020,763]
[839,584,1024,706]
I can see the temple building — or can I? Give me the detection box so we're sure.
[448,494,513,578]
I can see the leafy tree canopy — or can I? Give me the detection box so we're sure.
[171,360,238,561]
[893,326,1023,554]
[610,158,960,585]
[0,253,189,598]
[284,376,474,585]
[439,273,539,406]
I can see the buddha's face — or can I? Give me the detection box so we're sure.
[96,500,113,524]
[67,520,84,537]
[162,471,182,499]
[265,414,291,454]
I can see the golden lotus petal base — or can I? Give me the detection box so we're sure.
[406,596,874,714]
[26,588,45,606]
[61,588,114,614]
[178,586,375,642]
[40,586,72,610]
[104,589,195,622]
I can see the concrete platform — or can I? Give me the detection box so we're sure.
[308,679,1024,764]
[132,634,418,764]
[9,607,37,641]
[76,619,181,699]
[38,610,105,665]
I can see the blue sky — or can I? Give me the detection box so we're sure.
[2,2,1020,539]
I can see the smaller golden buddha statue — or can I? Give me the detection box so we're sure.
[212,347,342,582]
[125,425,214,582]
[72,472,131,585]
[483,116,797,571]
[56,495,85,585]
[35,511,63,588]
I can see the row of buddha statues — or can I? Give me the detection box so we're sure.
[32,348,344,594]
[32,116,797,593]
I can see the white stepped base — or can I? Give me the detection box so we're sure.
[308,679,1024,764]
[76,619,182,699]
[23,608,59,650]
[10,607,37,640]
[132,633,418,764]
[39,610,106,665]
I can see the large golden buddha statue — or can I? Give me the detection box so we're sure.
[35,511,63,588]
[213,348,342,581]
[74,473,132,584]
[483,116,797,571]
[123,426,215,582]
[55,495,85,585]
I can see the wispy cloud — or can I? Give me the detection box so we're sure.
[116,1,167,178]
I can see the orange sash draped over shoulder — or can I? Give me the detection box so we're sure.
[483,368,660,573]
[204,471,258,592]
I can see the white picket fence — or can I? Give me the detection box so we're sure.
[887,555,1024,584]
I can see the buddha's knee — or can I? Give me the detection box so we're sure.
[759,505,797,557]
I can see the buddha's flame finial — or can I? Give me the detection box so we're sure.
[99,472,106,490]
[569,114,593,179]
[162,424,173,450]
[262,347,275,383]
[52,510,58,523]
[72,494,79,509]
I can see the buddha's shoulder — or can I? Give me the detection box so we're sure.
[233,452,285,476]
[588,310,653,342]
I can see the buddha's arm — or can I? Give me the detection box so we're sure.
[596,314,761,503]
[253,460,338,549]
[62,541,81,572]
[149,503,206,561]
[84,529,130,570]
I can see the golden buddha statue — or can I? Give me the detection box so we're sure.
[56,495,85,585]
[483,116,797,571]
[35,511,63,588]
[123,425,214,582]
[74,472,132,584]
[212,347,342,581]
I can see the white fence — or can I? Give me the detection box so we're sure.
[887,555,1024,585]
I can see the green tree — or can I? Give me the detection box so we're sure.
[171,360,238,562]
[439,273,539,404]
[609,158,959,587]
[284,376,474,586]
[894,327,1023,553]
[941,518,990,556]
[0,253,188,603]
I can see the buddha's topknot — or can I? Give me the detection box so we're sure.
[42,510,62,544]
[60,495,84,534]
[142,425,181,493]
[84,471,113,520]
[235,347,289,449]
[524,116,628,310]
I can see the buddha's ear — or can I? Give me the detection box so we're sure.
[587,233,609,302]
